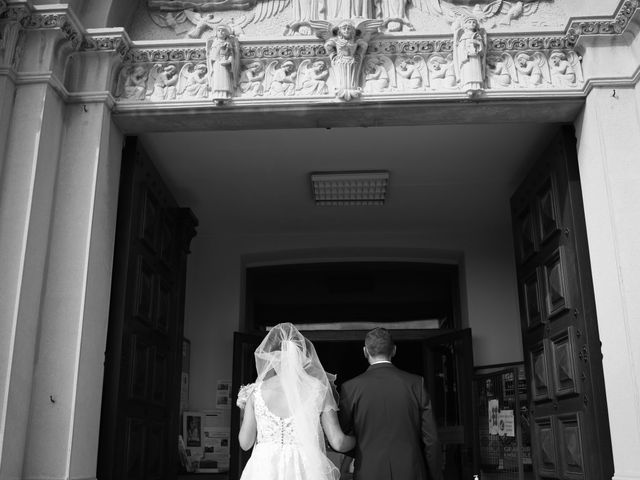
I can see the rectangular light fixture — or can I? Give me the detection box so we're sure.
[310,171,389,206]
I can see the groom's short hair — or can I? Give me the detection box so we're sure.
[365,327,395,357]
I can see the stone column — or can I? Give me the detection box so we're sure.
[575,84,640,480]
[19,28,129,480]
[0,5,82,479]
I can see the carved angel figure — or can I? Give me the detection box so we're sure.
[309,19,382,100]
[296,60,330,96]
[486,53,515,88]
[239,61,265,97]
[148,64,179,101]
[177,63,211,99]
[427,54,456,89]
[207,24,240,104]
[549,51,582,88]
[363,57,394,94]
[265,60,297,96]
[395,55,428,91]
[453,16,486,96]
[514,52,548,88]
[115,65,149,101]
[184,10,221,38]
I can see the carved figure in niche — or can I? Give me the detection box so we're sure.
[296,60,330,95]
[207,24,240,104]
[549,51,582,88]
[427,54,456,89]
[395,55,428,91]
[486,53,516,88]
[177,63,211,99]
[363,56,394,93]
[148,64,179,101]
[453,16,486,96]
[115,65,149,101]
[309,19,382,100]
[265,60,297,96]
[239,61,265,97]
[514,52,548,88]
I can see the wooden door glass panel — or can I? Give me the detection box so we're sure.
[129,335,151,401]
[140,188,160,252]
[530,340,551,403]
[542,246,571,321]
[124,418,146,480]
[155,279,172,333]
[534,416,558,478]
[134,256,155,325]
[146,421,167,480]
[152,347,169,405]
[522,268,543,329]
[515,205,537,263]
[537,176,561,244]
[557,413,585,479]
[550,327,580,398]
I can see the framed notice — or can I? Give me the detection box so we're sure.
[183,411,204,448]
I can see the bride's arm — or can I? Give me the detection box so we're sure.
[321,409,356,452]
[238,395,257,451]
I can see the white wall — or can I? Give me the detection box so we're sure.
[183,225,523,412]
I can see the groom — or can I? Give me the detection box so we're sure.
[338,328,443,480]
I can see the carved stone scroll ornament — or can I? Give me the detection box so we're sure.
[303,19,383,101]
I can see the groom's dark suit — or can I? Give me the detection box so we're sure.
[339,362,443,480]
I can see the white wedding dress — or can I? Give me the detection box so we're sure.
[239,382,338,480]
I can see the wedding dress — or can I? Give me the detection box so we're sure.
[237,323,340,480]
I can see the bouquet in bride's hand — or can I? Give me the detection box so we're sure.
[236,383,256,410]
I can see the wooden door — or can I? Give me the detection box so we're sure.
[510,126,613,479]
[98,138,198,480]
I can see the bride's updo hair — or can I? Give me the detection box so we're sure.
[365,327,395,357]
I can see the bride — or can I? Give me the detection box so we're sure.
[236,323,355,480]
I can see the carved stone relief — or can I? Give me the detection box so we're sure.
[140,0,562,38]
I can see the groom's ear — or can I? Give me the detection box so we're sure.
[391,345,397,359]
[363,346,369,360]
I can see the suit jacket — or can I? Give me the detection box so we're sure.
[339,363,443,480]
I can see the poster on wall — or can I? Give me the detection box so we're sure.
[183,411,204,449]
[498,409,515,437]
[488,399,499,435]
[216,380,232,408]
[201,409,231,472]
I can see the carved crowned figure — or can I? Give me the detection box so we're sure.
[309,19,382,101]
[453,15,487,96]
[207,24,241,105]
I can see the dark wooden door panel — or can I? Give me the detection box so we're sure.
[510,127,612,480]
[99,138,197,480]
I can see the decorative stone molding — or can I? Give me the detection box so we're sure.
[82,29,133,60]
[567,0,640,43]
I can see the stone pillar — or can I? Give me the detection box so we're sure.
[19,28,129,480]
[0,3,129,478]
[575,85,640,480]
[0,5,81,479]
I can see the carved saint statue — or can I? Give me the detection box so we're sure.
[207,24,240,104]
[453,16,486,96]
[309,19,382,101]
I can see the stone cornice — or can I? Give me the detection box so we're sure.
[566,0,640,43]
